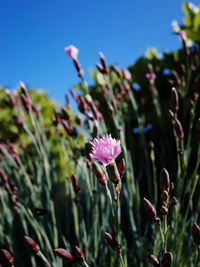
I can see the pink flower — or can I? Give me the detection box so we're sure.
[91,134,121,165]
[123,69,132,80]
[64,45,79,60]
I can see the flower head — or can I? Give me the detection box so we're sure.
[91,134,121,165]
[64,45,79,60]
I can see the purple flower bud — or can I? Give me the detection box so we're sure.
[143,198,157,220]
[192,223,200,245]
[24,236,40,253]
[92,162,107,186]
[170,87,179,113]
[160,168,170,192]
[1,249,14,265]
[148,254,159,266]
[55,248,74,262]
[74,246,85,262]
[175,119,184,139]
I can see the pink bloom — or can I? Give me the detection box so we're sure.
[123,69,132,80]
[91,134,121,165]
[64,45,79,60]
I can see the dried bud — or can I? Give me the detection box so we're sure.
[161,206,168,216]
[104,232,121,253]
[170,87,179,112]
[117,158,126,178]
[106,162,120,184]
[192,223,200,245]
[92,162,107,186]
[149,254,159,266]
[143,198,157,219]
[160,168,170,192]
[74,246,84,262]
[71,175,80,193]
[161,252,173,267]
[1,249,14,265]
[175,119,184,139]
[24,236,40,253]
[55,248,74,262]
[161,190,169,201]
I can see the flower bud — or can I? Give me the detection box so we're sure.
[92,162,107,186]
[71,175,80,193]
[74,246,84,262]
[104,232,121,253]
[99,52,109,74]
[160,168,170,192]
[106,162,120,184]
[1,249,14,265]
[55,248,74,262]
[161,252,173,267]
[161,190,169,201]
[143,198,157,219]
[192,223,200,245]
[148,254,159,266]
[24,236,40,253]
[170,87,179,113]
[117,158,126,178]
[161,206,168,216]
[175,119,184,139]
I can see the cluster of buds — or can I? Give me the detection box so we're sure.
[70,90,102,122]
[52,109,78,137]
[149,252,173,267]
[160,168,170,216]
[0,168,20,212]
[104,232,121,253]
[55,245,85,264]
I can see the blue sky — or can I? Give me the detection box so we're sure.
[1,0,199,102]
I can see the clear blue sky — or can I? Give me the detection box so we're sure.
[0,0,199,102]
